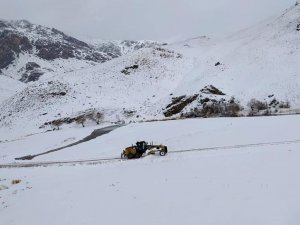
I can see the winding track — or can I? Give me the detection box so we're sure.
[1,139,300,168]
[14,125,122,160]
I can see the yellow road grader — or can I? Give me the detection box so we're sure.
[121,141,168,159]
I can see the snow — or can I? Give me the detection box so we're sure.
[0,46,192,140]
[1,4,300,224]
[167,4,300,107]
[1,114,300,164]
[1,53,99,81]
[1,115,300,225]
[2,4,300,140]
[0,76,25,103]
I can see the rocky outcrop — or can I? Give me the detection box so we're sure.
[200,85,225,95]
[0,19,110,73]
[25,62,40,70]
[0,30,32,69]
[164,94,199,117]
[20,70,44,83]
[19,62,43,83]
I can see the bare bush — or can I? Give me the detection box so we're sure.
[278,101,290,109]
[181,97,242,118]
[11,179,21,185]
[87,111,104,125]
[247,99,268,115]
[75,115,86,127]
[52,120,63,130]
[223,102,242,117]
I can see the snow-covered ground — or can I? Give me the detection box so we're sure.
[1,115,300,225]
[1,115,300,164]
[0,76,25,103]
[1,4,300,225]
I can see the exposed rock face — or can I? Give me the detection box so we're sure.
[200,85,225,95]
[25,62,40,71]
[0,30,32,69]
[121,64,139,75]
[0,19,110,72]
[0,20,165,82]
[164,94,199,117]
[20,70,44,83]
[20,62,43,83]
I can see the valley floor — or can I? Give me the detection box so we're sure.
[1,115,300,225]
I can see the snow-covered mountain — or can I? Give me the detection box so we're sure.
[0,20,114,81]
[0,20,163,83]
[1,3,300,140]
[88,39,163,59]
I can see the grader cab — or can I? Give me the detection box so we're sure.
[121,141,168,159]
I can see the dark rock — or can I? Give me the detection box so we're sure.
[27,71,44,82]
[200,98,210,104]
[26,62,40,71]
[297,24,300,31]
[121,64,139,75]
[164,94,198,117]
[0,31,32,69]
[0,45,15,69]
[35,40,74,60]
[200,85,226,95]
[20,70,44,83]
[215,62,221,66]
[166,95,186,109]
[49,91,67,96]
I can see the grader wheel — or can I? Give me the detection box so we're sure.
[159,146,168,156]
[127,153,135,159]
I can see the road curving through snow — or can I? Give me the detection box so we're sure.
[2,138,300,169]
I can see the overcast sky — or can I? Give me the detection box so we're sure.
[0,0,296,41]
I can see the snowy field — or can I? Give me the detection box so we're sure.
[1,115,300,225]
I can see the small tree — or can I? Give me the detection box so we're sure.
[86,111,104,125]
[247,98,268,115]
[76,115,86,127]
[52,120,63,130]
[94,112,104,125]
[278,101,290,109]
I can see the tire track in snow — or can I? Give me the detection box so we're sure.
[1,139,300,168]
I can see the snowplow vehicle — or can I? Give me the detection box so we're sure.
[121,141,168,159]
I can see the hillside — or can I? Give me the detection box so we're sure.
[0,20,162,83]
[88,39,162,59]
[0,20,112,82]
[1,3,300,225]
[1,4,300,140]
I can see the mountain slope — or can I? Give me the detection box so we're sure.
[1,4,300,140]
[88,39,162,59]
[0,20,112,81]
[167,2,300,107]
[0,46,192,139]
